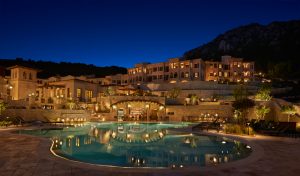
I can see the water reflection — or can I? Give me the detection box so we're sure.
[22,122,252,168]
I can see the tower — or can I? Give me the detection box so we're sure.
[7,65,40,100]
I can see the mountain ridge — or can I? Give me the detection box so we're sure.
[183,20,300,79]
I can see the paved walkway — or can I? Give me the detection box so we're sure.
[1,127,300,176]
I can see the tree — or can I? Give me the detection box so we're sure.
[190,94,198,105]
[0,101,7,116]
[281,105,297,122]
[255,84,272,101]
[167,87,181,98]
[104,86,116,96]
[232,98,255,124]
[233,85,249,101]
[66,99,76,110]
[255,105,270,121]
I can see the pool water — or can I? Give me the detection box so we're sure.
[18,122,252,168]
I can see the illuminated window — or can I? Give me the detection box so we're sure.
[77,88,81,98]
[180,63,184,68]
[219,64,222,69]
[194,72,199,78]
[185,72,189,78]
[224,72,228,77]
[219,72,222,76]
[86,90,93,99]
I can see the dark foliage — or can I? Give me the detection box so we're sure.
[0,58,127,78]
[232,98,255,111]
[183,20,300,79]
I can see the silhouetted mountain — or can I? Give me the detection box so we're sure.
[0,58,127,78]
[184,20,300,79]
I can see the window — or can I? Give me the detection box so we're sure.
[23,72,27,79]
[85,90,93,99]
[194,72,199,78]
[164,75,169,80]
[159,67,163,71]
[67,88,70,98]
[159,75,163,79]
[167,112,174,115]
[180,63,184,68]
[224,72,228,77]
[209,72,213,76]
[181,72,184,78]
[174,72,178,78]
[164,66,169,72]
[77,88,82,98]
[219,72,222,76]
[219,64,222,69]
[185,72,189,78]
[29,73,32,80]
[194,64,199,68]
[224,65,229,70]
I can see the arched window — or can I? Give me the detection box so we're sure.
[23,72,27,79]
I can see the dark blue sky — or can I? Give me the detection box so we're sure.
[0,0,300,68]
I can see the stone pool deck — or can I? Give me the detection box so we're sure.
[1,127,300,176]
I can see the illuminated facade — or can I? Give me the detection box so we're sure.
[94,56,254,86]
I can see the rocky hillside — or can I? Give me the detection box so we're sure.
[184,20,300,79]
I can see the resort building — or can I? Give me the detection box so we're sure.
[0,55,261,123]
[127,58,205,84]
[91,56,254,86]
[205,56,255,83]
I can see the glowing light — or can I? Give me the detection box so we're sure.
[222,141,226,144]
[111,131,116,138]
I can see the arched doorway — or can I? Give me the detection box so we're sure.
[111,100,165,121]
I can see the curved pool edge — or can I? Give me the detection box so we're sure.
[4,126,263,174]
[46,129,261,173]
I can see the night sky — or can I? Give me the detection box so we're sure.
[0,0,300,68]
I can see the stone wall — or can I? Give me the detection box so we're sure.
[3,109,91,122]
[165,104,233,121]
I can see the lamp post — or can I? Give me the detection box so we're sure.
[246,122,250,135]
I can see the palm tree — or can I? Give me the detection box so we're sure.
[281,105,297,122]
[190,95,198,105]
[255,105,270,121]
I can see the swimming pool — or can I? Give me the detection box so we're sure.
[18,122,252,168]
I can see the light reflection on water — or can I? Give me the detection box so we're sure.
[18,122,251,168]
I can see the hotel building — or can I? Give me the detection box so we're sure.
[96,55,254,86]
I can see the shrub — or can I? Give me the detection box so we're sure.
[224,124,255,135]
